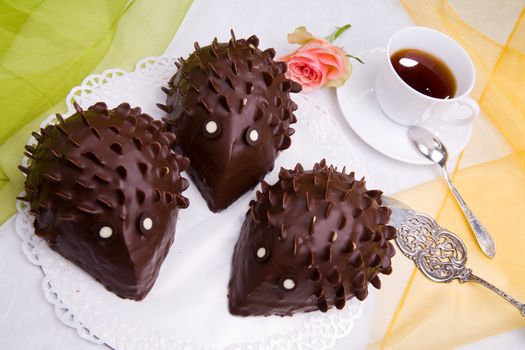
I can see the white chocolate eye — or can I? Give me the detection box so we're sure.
[139,214,154,235]
[256,247,267,258]
[142,217,153,230]
[245,127,260,146]
[99,226,113,239]
[282,278,295,290]
[202,118,221,139]
[254,242,270,262]
[249,129,259,142]
[205,121,218,134]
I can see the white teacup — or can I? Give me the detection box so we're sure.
[375,26,479,126]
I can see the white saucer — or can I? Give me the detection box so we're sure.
[336,48,473,165]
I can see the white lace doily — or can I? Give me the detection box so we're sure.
[15,56,369,350]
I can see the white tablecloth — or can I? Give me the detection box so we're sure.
[1,0,523,349]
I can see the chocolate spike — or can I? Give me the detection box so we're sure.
[269,113,280,126]
[82,151,104,166]
[156,103,173,114]
[329,231,338,243]
[262,71,273,86]
[198,98,211,114]
[238,97,247,113]
[308,215,317,235]
[246,35,259,47]
[369,253,382,267]
[208,78,219,93]
[304,249,315,268]
[290,81,302,93]
[353,270,365,288]
[246,58,253,71]
[264,48,276,58]
[361,226,374,241]
[97,196,113,209]
[268,189,278,206]
[77,205,99,216]
[292,235,299,256]
[383,225,397,240]
[43,172,60,183]
[195,53,208,72]
[278,223,286,239]
[348,250,363,268]
[324,202,333,218]
[365,189,383,200]
[181,69,191,80]
[24,152,35,160]
[218,94,231,112]
[282,192,289,209]
[55,113,65,125]
[338,214,347,230]
[292,176,300,192]
[67,136,80,147]
[90,127,102,140]
[75,179,93,190]
[225,75,235,89]
[210,44,218,58]
[94,172,110,183]
[336,284,346,299]
[370,274,381,289]
[18,165,30,175]
[281,80,291,92]
[261,180,270,192]
[245,81,254,94]
[327,267,341,285]
[355,287,368,301]
[64,156,82,170]
[208,63,220,78]
[25,145,36,153]
[174,61,181,69]
[309,266,321,282]
[353,208,363,218]
[250,205,259,224]
[194,41,200,51]
[231,60,239,74]
[343,239,357,254]
[305,191,312,211]
[31,132,41,142]
[73,101,83,113]
[317,298,329,313]
[175,193,190,208]
[324,245,333,261]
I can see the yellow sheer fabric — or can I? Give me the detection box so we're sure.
[379,1,525,348]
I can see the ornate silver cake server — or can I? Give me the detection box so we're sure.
[383,196,525,317]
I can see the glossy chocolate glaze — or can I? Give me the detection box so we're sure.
[19,102,190,300]
[160,32,301,212]
[228,160,396,316]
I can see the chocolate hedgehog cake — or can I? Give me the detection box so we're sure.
[228,160,396,316]
[19,102,190,300]
[159,31,302,212]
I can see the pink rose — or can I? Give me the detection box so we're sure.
[279,27,352,91]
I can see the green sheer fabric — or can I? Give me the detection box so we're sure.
[0,0,192,224]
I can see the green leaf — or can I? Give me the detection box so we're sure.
[325,24,352,43]
[347,54,365,64]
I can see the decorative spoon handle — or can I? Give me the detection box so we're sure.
[459,269,525,316]
[441,166,496,258]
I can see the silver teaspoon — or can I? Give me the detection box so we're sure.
[383,196,525,317]
[407,126,496,258]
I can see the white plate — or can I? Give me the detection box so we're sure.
[336,48,473,165]
[16,56,367,350]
